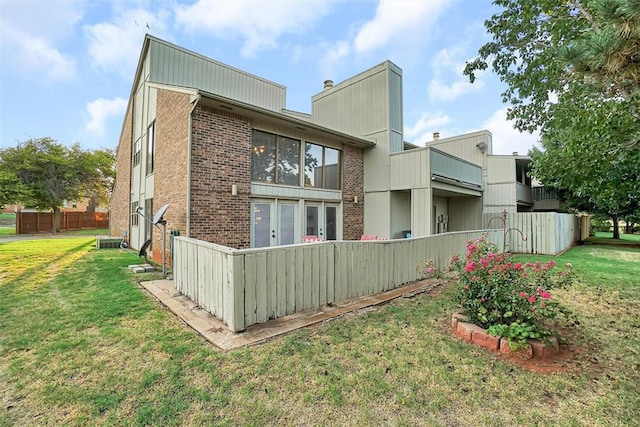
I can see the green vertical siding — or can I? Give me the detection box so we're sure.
[388,66,403,153]
[148,39,286,111]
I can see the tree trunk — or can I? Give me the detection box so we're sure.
[87,194,97,213]
[52,206,60,234]
[612,215,620,239]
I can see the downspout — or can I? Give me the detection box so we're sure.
[186,93,201,237]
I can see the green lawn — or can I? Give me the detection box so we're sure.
[0,227,15,237]
[0,228,108,238]
[1,239,639,426]
[585,231,640,245]
[59,228,109,236]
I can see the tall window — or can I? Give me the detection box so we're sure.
[146,122,155,175]
[305,143,341,190]
[131,201,139,226]
[251,130,300,185]
[133,138,141,166]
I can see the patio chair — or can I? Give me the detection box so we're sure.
[360,234,379,240]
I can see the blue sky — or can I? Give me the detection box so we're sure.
[0,0,541,156]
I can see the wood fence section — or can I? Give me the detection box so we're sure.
[16,212,109,234]
[174,229,503,332]
[483,212,579,255]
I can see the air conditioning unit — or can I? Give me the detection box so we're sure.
[96,237,123,249]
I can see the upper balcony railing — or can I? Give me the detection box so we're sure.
[532,186,559,201]
[430,149,483,189]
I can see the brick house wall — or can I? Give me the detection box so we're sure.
[342,144,365,240]
[109,100,133,242]
[150,89,192,263]
[190,106,252,249]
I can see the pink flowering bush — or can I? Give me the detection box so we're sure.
[453,234,574,348]
[416,259,441,279]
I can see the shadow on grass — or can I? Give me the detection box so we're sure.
[583,235,640,247]
[0,238,96,292]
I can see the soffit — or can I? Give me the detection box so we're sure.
[196,91,376,149]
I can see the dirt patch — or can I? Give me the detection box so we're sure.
[500,342,588,374]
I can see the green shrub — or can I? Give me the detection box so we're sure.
[453,234,574,349]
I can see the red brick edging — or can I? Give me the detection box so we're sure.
[451,313,559,360]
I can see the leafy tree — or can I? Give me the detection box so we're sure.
[0,170,31,210]
[464,0,640,132]
[0,138,115,233]
[530,92,640,239]
[465,0,640,238]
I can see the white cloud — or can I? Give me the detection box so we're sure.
[85,8,170,77]
[0,0,85,40]
[85,97,128,136]
[0,0,84,81]
[353,0,451,53]
[175,0,335,57]
[482,107,541,155]
[12,34,77,81]
[318,0,453,86]
[405,112,452,145]
[427,46,485,102]
[318,41,351,77]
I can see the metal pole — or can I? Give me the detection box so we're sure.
[162,221,167,277]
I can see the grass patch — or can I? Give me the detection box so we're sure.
[1,240,639,425]
[58,228,109,236]
[585,231,640,245]
[0,228,108,239]
[0,227,15,236]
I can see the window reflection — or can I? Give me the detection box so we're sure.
[304,143,323,187]
[304,143,341,190]
[277,137,300,186]
[250,130,340,190]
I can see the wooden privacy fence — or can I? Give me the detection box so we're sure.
[16,212,109,234]
[174,229,503,332]
[483,212,580,255]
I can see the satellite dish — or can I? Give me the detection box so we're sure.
[153,204,169,225]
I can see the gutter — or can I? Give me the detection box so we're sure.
[186,93,201,237]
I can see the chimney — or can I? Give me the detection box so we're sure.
[323,80,334,90]
[433,132,440,141]
[512,151,518,156]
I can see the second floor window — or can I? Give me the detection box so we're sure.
[305,143,341,190]
[146,122,155,175]
[251,130,300,186]
[133,138,141,166]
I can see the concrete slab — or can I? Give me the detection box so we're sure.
[140,278,445,350]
